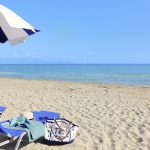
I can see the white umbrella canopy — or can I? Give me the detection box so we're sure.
[0,4,39,45]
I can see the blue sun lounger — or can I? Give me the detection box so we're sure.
[0,120,26,150]
[0,106,6,119]
[0,111,60,150]
[33,111,60,123]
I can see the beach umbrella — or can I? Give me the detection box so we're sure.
[0,4,39,45]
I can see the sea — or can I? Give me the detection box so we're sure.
[0,64,149,86]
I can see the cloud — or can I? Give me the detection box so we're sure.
[13,53,19,58]
[88,52,93,56]
[27,54,32,57]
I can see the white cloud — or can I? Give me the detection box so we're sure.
[27,54,32,57]
[88,52,93,56]
[13,53,19,57]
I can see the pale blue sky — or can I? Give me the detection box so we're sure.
[0,0,150,64]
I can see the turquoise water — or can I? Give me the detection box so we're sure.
[0,64,150,86]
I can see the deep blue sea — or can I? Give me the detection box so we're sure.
[0,64,150,86]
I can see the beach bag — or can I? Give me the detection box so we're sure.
[44,118,79,143]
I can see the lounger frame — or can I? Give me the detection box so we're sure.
[0,110,5,119]
[0,132,27,150]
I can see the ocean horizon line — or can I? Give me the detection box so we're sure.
[0,64,149,65]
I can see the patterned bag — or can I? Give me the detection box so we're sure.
[45,118,79,143]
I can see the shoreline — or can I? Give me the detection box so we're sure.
[0,77,150,89]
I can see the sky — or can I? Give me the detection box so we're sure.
[0,0,150,64]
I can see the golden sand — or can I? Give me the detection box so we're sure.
[0,78,150,150]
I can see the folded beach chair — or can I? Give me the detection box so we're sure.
[0,111,60,150]
[0,106,6,119]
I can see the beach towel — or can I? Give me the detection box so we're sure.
[2,116,45,142]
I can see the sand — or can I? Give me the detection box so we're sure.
[0,78,150,150]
